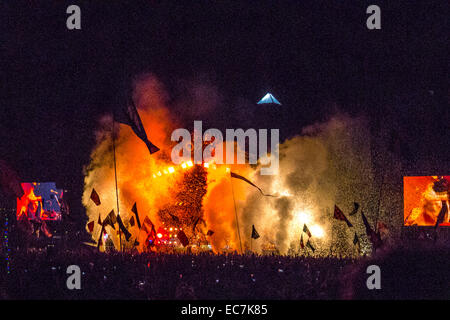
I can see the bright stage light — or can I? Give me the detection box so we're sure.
[187,161,193,167]
[204,162,209,168]
[310,225,324,238]
[157,233,162,238]
[157,171,162,176]
[294,210,311,225]
[181,163,187,169]
[168,167,175,173]
[279,190,291,197]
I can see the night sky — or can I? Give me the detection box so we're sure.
[1,1,448,216]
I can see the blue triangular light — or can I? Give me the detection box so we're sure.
[257,93,281,105]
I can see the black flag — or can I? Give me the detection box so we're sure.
[361,211,382,250]
[87,221,95,233]
[142,216,156,237]
[177,230,189,247]
[306,239,315,252]
[353,232,360,246]
[131,202,141,229]
[117,214,132,241]
[251,225,260,239]
[334,205,353,227]
[103,210,117,230]
[97,224,105,251]
[90,188,101,206]
[129,215,135,227]
[349,202,360,216]
[114,85,159,155]
[230,172,275,197]
[206,230,214,236]
[303,224,312,237]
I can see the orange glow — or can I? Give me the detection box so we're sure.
[404,176,449,226]
[82,75,254,253]
[17,183,43,219]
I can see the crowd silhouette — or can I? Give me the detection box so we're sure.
[1,244,449,300]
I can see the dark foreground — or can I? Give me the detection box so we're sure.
[1,246,449,300]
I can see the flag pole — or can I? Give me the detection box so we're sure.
[112,114,122,252]
[229,173,243,254]
[97,223,105,251]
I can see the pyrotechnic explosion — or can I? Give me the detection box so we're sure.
[83,74,380,256]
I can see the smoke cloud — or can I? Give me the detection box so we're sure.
[83,74,379,256]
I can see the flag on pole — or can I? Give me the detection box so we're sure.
[87,221,95,233]
[230,172,275,197]
[117,214,132,241]
[177,230,189,247]
[129,215,135,227]
[306,239,315,252]
[361,211,382,250]
[251,225,260,239]
[334,205,353,227]
[300,234,305,249]
[97,224,105,251]
[349,202,360,216]
[141,216,152,233]
[142,216,156,238]
[90,188,101,206]
[353,232,360,246]
[103,210,117,230]
[115,96,159,155]
[131,202,141,229]
[303,224,312,237]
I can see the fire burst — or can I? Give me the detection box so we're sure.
[83,75,378,257]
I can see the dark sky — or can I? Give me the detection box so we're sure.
[1,1,448,213]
